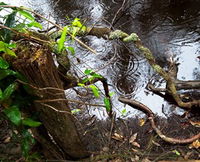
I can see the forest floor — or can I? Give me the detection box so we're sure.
[0,110,200,161]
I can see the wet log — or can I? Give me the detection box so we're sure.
[11,41,89,160]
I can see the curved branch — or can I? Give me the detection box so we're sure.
[118,96,200,144]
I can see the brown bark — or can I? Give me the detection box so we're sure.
[11,41,89,160]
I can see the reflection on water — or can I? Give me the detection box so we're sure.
[2,0,200,118]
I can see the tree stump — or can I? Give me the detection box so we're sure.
[11,41,89,160]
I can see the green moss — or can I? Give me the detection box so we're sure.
[123,33,140,42]
[109,30,129,39]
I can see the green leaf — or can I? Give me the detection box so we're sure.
[67,46,75,55]
[84,69,93,75]
[90,73,102,78]
[109,92,115,97]
[89,85,100,98]
[27,21,43,29]
[22,118,42,127]
[172,150,181,156]
[3,11,17,43]
[104,97,111,112]
[14,23,26,32]
[2,83,17,101]
[0,41,17,57]
[0,69,16,80]
[0,2,7,11]
[77,83,85,87]
[121,108,127,116]
[0,56,9,69]
[72,18,82,28]
[4,46,16,57]
[18,10,35,21]
[0,89,3,99]
[57,26,68,53]
[71,109,81,114]
[21,129,35,158]
[3,105,21,126]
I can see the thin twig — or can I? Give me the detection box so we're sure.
[119,96,200,144]
[35,98,106,107]
[0,5,96,54]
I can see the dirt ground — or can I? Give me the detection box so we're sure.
[1,109,199,161]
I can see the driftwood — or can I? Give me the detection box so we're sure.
[11,41,89,159]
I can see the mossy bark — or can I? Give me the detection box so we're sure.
[11,41,89,160]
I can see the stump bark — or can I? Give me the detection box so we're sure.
[11,41,89,160]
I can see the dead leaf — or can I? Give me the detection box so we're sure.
[129,133,138,143]
[112,132,124,141]
[131,148,139,153]
[139,118,146,126]
[3,136,11,143]
[131,141,140,148]
[189,140,200,149]
[189,120,200,127]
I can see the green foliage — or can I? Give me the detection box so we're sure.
[0,41,17,57]
[71,109,81,114]
[3,105,21,126]
[22,118,42,127]
[89,85,100,98]
[21,129,35,158]
[81,69,102,83]
[121,108,127,116]
[1,82,17,101]
[58,26,68,53]
[0,56,9,69]
[104,97,111,112]
[0,5,44,158]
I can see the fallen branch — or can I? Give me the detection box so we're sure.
[118,96,200,144]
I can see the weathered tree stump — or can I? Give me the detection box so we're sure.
[11,41,89,160]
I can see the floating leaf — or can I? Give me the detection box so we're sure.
[89,85,100,98]
[0,56,9,69]
[3,105,21,126]
[71,109,81,114]
[104,97,111,112]
[18,10,35,21]
[57,26,67,53]
[67,46,75,55]
[22,118,42,127]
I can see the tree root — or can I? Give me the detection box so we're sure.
[118,96,200,144]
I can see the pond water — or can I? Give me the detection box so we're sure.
[2,0,200,119]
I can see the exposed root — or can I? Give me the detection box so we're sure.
[118,96,200,144]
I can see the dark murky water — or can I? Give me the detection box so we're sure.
[3,0,200,118]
